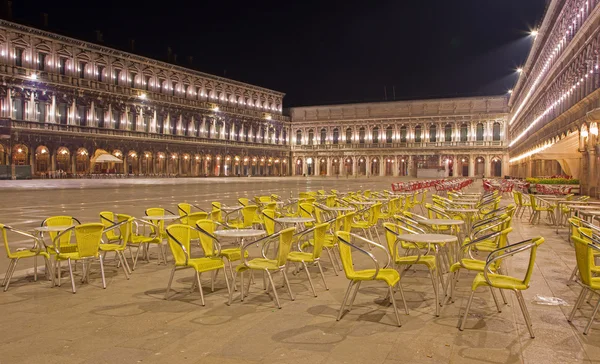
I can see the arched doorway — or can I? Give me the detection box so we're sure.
[306,157,314,176]
[193,154,202,176]
[443,156,454,177]
[12,144,28,166]
[56,147,70,173]
[319,158,327,176]
[35,146,50,176]
[112,150,124,174]
[295,158,303,175]
[357,157,367,176]
[458,156,469,177]
[205,155,213,176]
[370,157,380,176]
[398,156,409,176]
[142,152,153,175]
[491,157,502,177]
[126,151,138,175]
[475,156,485,176]
[169,153,179,175]
[76,148,90,174]
[273,158,280,176]
[344,157,353,176]
[156,152,166,175]
[384,157,394,176]
[281,159,288,176]
[331,158,340,176]
[251,157,258,176]
[214,155,222,176]
[181,153,191,176]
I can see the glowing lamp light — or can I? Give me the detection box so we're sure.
[591,123,598,136]
[582,129,589,138]
[508,89,513,94]
[29,73,37,80]
[17,148,22,153]
[61,149,69,155]
[139,93,147,100]
[517,68,523,73]
[531,30,538,37]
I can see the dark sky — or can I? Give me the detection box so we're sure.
[9,0,547,107]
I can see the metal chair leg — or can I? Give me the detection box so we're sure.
[584,295,600,335]
[164,267,176,300]
[222,268,232,306]
[117,252,130,279]
[3,259,18,291]
[281,269,295,301]
[33,256,38,282]
[99,255,106,289]
[389,286,402,327]
[490,287,502,313]
[459,291,475,330]
[266,271,281,309]
[325,249,339,276]
[302,261,317,297]
[2,259,16,287]
[396,281,410,315]
[515,290,535,338]
[431,271,440,317]
[67,258,76,294]
[316,261,329,290]
[196,271,205,306]
[337,280,355,321]
[348,281,362,311]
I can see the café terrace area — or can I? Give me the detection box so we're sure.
[0,176,598,364]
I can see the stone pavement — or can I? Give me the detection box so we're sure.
[0,177,598,363]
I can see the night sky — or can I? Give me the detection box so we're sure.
[8,0,547,107]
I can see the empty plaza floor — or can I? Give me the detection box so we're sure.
[0,176,598,363]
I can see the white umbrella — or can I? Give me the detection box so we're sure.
[92,153,123,164]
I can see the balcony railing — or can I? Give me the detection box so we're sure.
[291,140,505,150]
[0,118,289,151]
[2,65,290,123]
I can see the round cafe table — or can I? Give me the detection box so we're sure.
[275,217,315,231]
[214,229,266,239]
[445,208,479,236]
[140,215,181,221]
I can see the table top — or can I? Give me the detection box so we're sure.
[214,229,266,238]
[368,198,390,201]
[220,206,243,212]
[578,210,600,216]
[569,205,599,209]
[399,233,458,244]
[350,201,376,205]
[446,208,479,213]
[34,225,75,232]
[419,219,465,226]
[141,215,181,221]
[275,217,315,224]
[326,206,355,211]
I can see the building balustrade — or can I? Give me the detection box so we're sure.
[291,140,504,150]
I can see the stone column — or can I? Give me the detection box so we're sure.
[380,155,385,176]
[326,157,331,177]
[366,158,371,177]
[469,157,475,177]
[353,158,358,177]
[484,155,491,177]
[393,156,399,177]
[302,158,308,176]
[71,153,76,175]
[408,155,414,177]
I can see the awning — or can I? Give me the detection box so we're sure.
[90,149,123,164]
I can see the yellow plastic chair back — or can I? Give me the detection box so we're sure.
[335,231,357,278]
[241,205,259,227]
[342,212,355,232]
[43,215,78,248]
[196,219,217,256]
[73,223,104,258]
[166,224,191,266]
[177,203,192,224]
[238,198,251,207]
[273,227,295,267]
[263,209,279,235]
[572,233,595,286]
[310,223,329,259]
[211,202,224,223]
[100,211,121,242]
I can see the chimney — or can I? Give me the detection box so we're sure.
[167,47,172,62]
[95,30,103,42]
[173,54,177,63]
[187,56,193,65]
[41,13,48,27]
[129,39,135,52]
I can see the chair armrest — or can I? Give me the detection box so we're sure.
[336,232,380,279]
[3,225,43,253]
[165,229,189,265]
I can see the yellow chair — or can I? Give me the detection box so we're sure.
[177,202,208,225]
[351,203,382,244]
[528,195,556,225]
[447,227,512,303]
[1,224,54,291]
[165,224,231,305]
[100,211,122,243]
[238,197,252,207]
[196,219,248,288]
[53,223,107,293]
[335,231,403,326]
[287,223,330,297]
[98,216,133,280]
[144,208,173,264]
[236,227,296,308]
[459,237,545,338]
[117,213,163,270]
[569,231,600,334]
[41,216,81,254]
[262,209,281,236]
[383,222,438,316]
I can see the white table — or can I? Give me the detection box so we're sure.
[214,229,266,239]
[578,210,600,223]
[398,233,459,282]
[34,225,75,233]
[140,215,181,221]
[275,217,315,231]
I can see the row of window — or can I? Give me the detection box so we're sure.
[9,99,287,144]
[9,48,281,111]
[295,123,502,145]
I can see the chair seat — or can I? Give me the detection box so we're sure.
[351,222,370,229]
[471,272,527,291]
[9,249,50,259]
[474,241,498,252]
[394,255,436,269]
[220,248,248,262]
[182,257,225,272]
[348,268,400,286]
[130,235,161,245]
[450,259,498,273]
[287,251,315,263]
[99,243,124,252]
[47,244,78,254]
[56,252,97,261]
[236,258,282,272]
